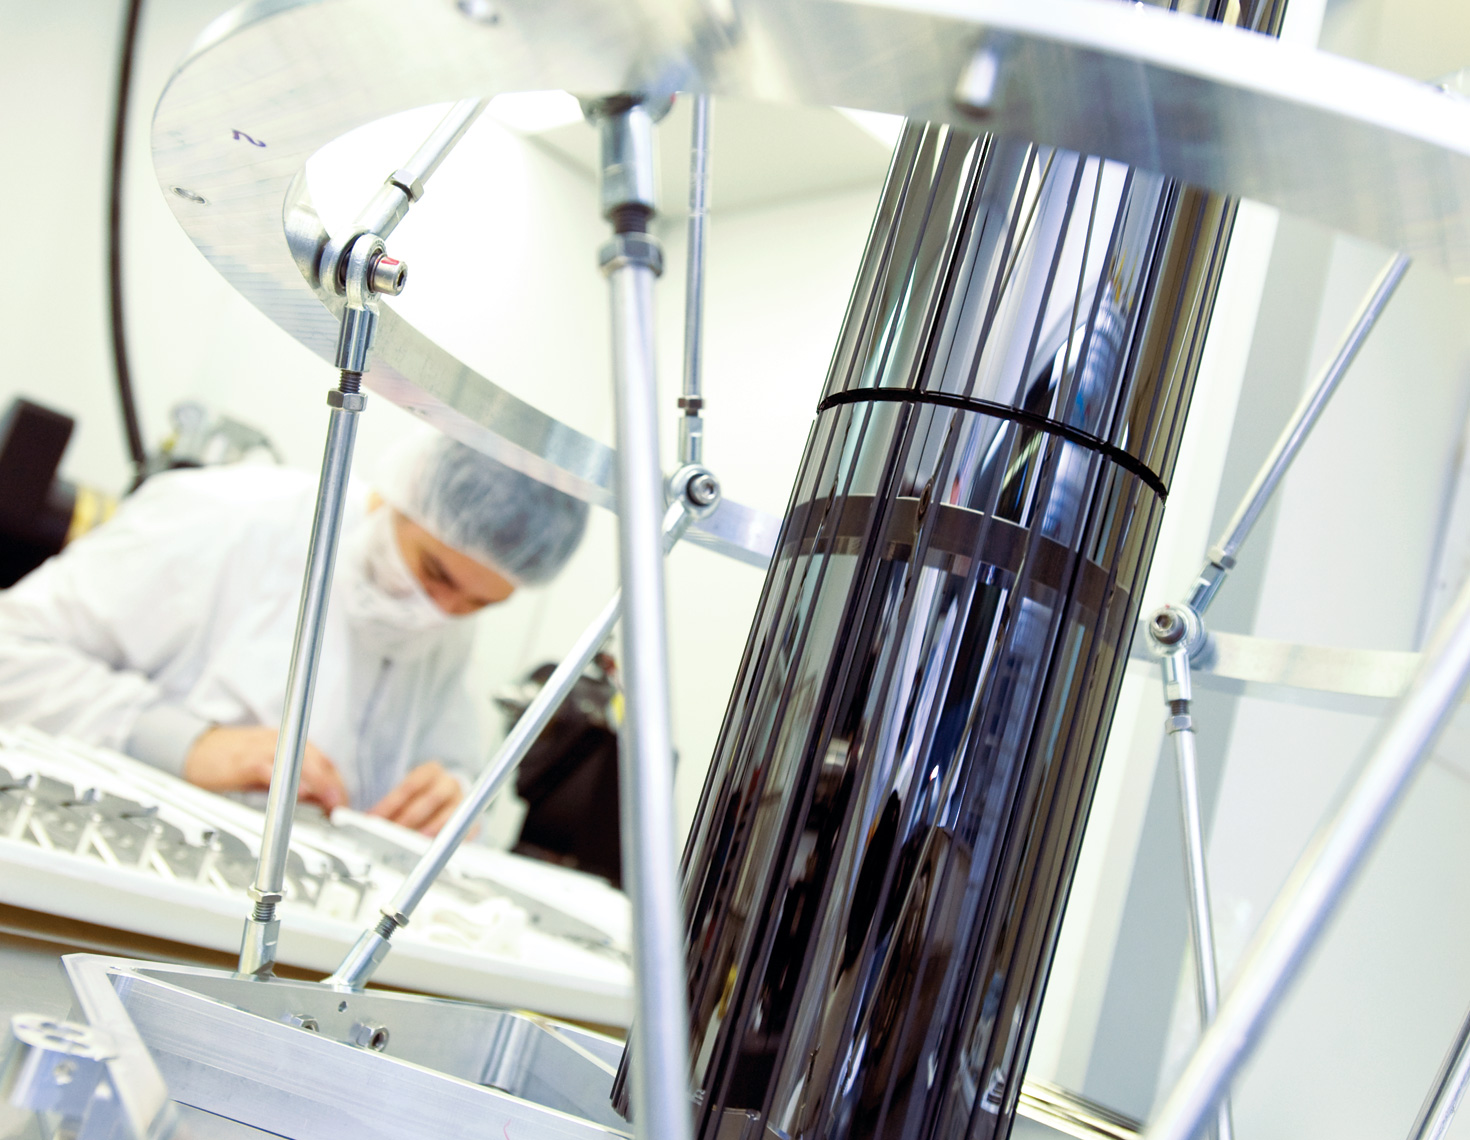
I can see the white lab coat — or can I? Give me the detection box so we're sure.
[0,465,483,808]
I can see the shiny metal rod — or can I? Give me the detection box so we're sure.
[1145,571,1470,1140]
[325,505,699,990]
[679,95,711,467]
[589,93,692,1140]
[1164,655,1233,1140]
[402,98,485,186]
[607,252,694,1140]
[326,98,486,287]
[360,97,485,239]
[1188,252,1409,612]
[604,249,694,1140]
[1406,1001,1470,1140]
[240,385,363,976]
[1152,612,1232,1140]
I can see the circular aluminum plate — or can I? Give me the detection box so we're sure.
[152,0,1470,565]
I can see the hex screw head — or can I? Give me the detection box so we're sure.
[1150,606,1186,646]
[688,473,719,507]
[368,254,407,296]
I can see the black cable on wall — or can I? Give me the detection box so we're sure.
[109,0,149,484]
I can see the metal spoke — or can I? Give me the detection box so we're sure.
[238,102,472,977]
[680,95,712,467]
[1405,1000,1470,1140]
[1188,252,1410,613]
[587,94,695,1140]
[1150,610,1233,1140]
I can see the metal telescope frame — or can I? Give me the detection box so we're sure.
[9,2,1470,1139]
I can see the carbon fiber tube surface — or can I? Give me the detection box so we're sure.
[670,115,1238,1140]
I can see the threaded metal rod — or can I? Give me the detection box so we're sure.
[240,384,364,976]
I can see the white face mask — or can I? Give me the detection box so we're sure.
[337,506,453,647]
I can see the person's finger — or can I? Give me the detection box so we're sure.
[369,763,438,819]
[387,780,452,831]
[246,748,276,791]
[312,748,348,811]
[420,799,460,837]
[298,746,348,812]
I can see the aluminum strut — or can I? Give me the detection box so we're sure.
[1187,252,1410,614]
[1148,606,1233,1140]
[319,98,484,294]
[1406,999,1470,1140]
[240,237,404,975]
[240,356,371,975]
[679,95,711,467]
[585,94,695,1140]
[240,105,481,976]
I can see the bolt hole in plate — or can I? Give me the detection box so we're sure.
[150,0,1470,571]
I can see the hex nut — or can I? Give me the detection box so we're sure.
[351,1021,390,1051]
[598,233,664,277]
[388,168,425,202]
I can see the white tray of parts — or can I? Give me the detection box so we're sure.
[0,725,632,1026]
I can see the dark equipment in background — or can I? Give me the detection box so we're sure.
[495,653,624,886]
[0,395,282,591]
[0,399,113,589]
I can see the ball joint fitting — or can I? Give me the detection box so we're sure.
[1145,602,1208,660]
[668,464,721,520]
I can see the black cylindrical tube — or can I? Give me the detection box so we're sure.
[672,118,1238,1140]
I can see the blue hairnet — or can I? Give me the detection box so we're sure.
[378,435,588,585]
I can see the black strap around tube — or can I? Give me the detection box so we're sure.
[816,386,1169,500]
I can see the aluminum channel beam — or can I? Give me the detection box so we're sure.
[10,955,1142,1140]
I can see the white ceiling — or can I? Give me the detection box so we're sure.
[526,96,898,218]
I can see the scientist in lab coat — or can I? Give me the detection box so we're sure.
[0,434,588,836]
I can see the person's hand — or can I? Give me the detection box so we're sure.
[369,761,463,836]
[183,726,347,813]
